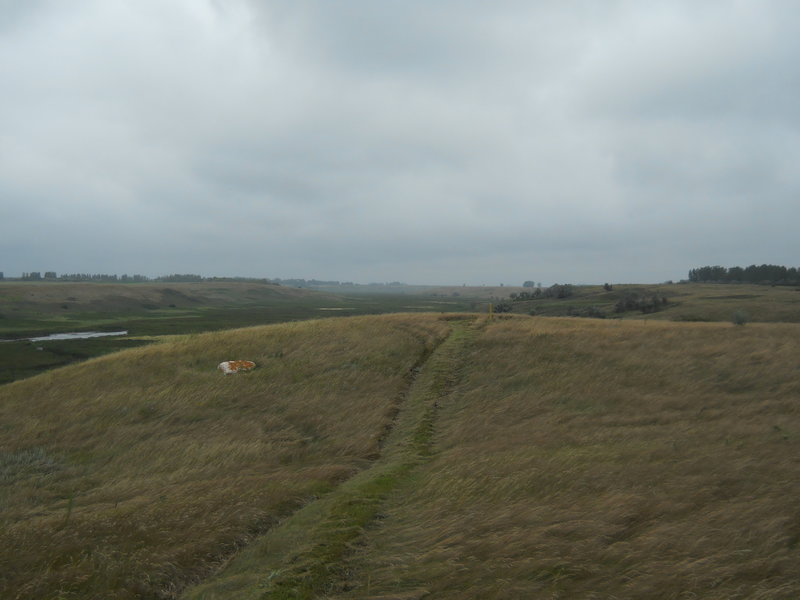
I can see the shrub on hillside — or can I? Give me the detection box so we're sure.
[615,294,668,314]
[509,283,574,302]
[493,302,512,313]
[732,310,749,326]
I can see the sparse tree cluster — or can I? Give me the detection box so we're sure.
[509,283,574,302]
[493,302,513,313]
[688,264,800,284]
[614,293,669,314]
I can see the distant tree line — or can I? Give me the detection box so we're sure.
[12,272,273,284]
[272,278,409,288]
[688,264,800,285]
[273,278,352,287]
[3,273,413,286]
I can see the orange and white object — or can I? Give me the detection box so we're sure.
[218,360,256,374]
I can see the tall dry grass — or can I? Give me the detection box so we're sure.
[0,314,450,599]
[341,316,800,599]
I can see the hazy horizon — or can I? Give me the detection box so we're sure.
[2,2,799,285]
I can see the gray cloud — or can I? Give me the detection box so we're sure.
[1,0,798,284]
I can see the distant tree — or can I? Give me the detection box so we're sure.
[523,281,535,288]
[727,266,744,282]
[603,283,613,291]
[44,271,57,279]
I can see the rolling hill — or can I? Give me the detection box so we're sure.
[2,313,799,598]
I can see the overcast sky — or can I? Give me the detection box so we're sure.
[1,1,798,285]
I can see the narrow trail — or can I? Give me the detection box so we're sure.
[182,318,480,600]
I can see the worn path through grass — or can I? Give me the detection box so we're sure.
[182,318,480,600]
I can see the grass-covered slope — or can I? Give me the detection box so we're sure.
[3,313,799,599]
[336,316,800,598]
[0,314,450,599]
[497,282,800,323]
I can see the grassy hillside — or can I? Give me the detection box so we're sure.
[0,281,477,338]
[0,281,337,338]
[333,316,800,598]
[184,316,800,599]
[0,281,476,385]
[496,282,800,323]
[3,313,799,598]
[0,314,451,599]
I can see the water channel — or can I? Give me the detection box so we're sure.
[0,331,128,343]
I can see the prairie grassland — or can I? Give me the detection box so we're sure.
[658,283,800,323]
[502,282,800,323]
[0,314,451,599]
[181,319,479,600]
[340,316,800,598]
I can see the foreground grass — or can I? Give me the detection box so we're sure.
[182,319,477,599]
[338,316,800,598]
[0,314,451,599]
[4,313,799,598]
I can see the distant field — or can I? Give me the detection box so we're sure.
[3,280,800,385]
[0,281,476,384]
[493,282,800,323]
[3,313,798,598]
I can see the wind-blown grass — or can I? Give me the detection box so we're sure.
[0,314,450,599]
[4,313,799,598]
[339,316,800,598]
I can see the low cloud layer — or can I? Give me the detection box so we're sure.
[2,1,798,284]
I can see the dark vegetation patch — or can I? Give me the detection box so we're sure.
[0,338,153,385]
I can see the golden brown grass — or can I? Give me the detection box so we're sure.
[180,318,478,600]
[0,281,319,309]
[338,316,800,599]
[0,314,450,599]
[5,312,800,599]
[655,283,800,323]
[501,282,800,323]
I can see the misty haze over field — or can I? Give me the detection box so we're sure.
[1,1,799,284]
